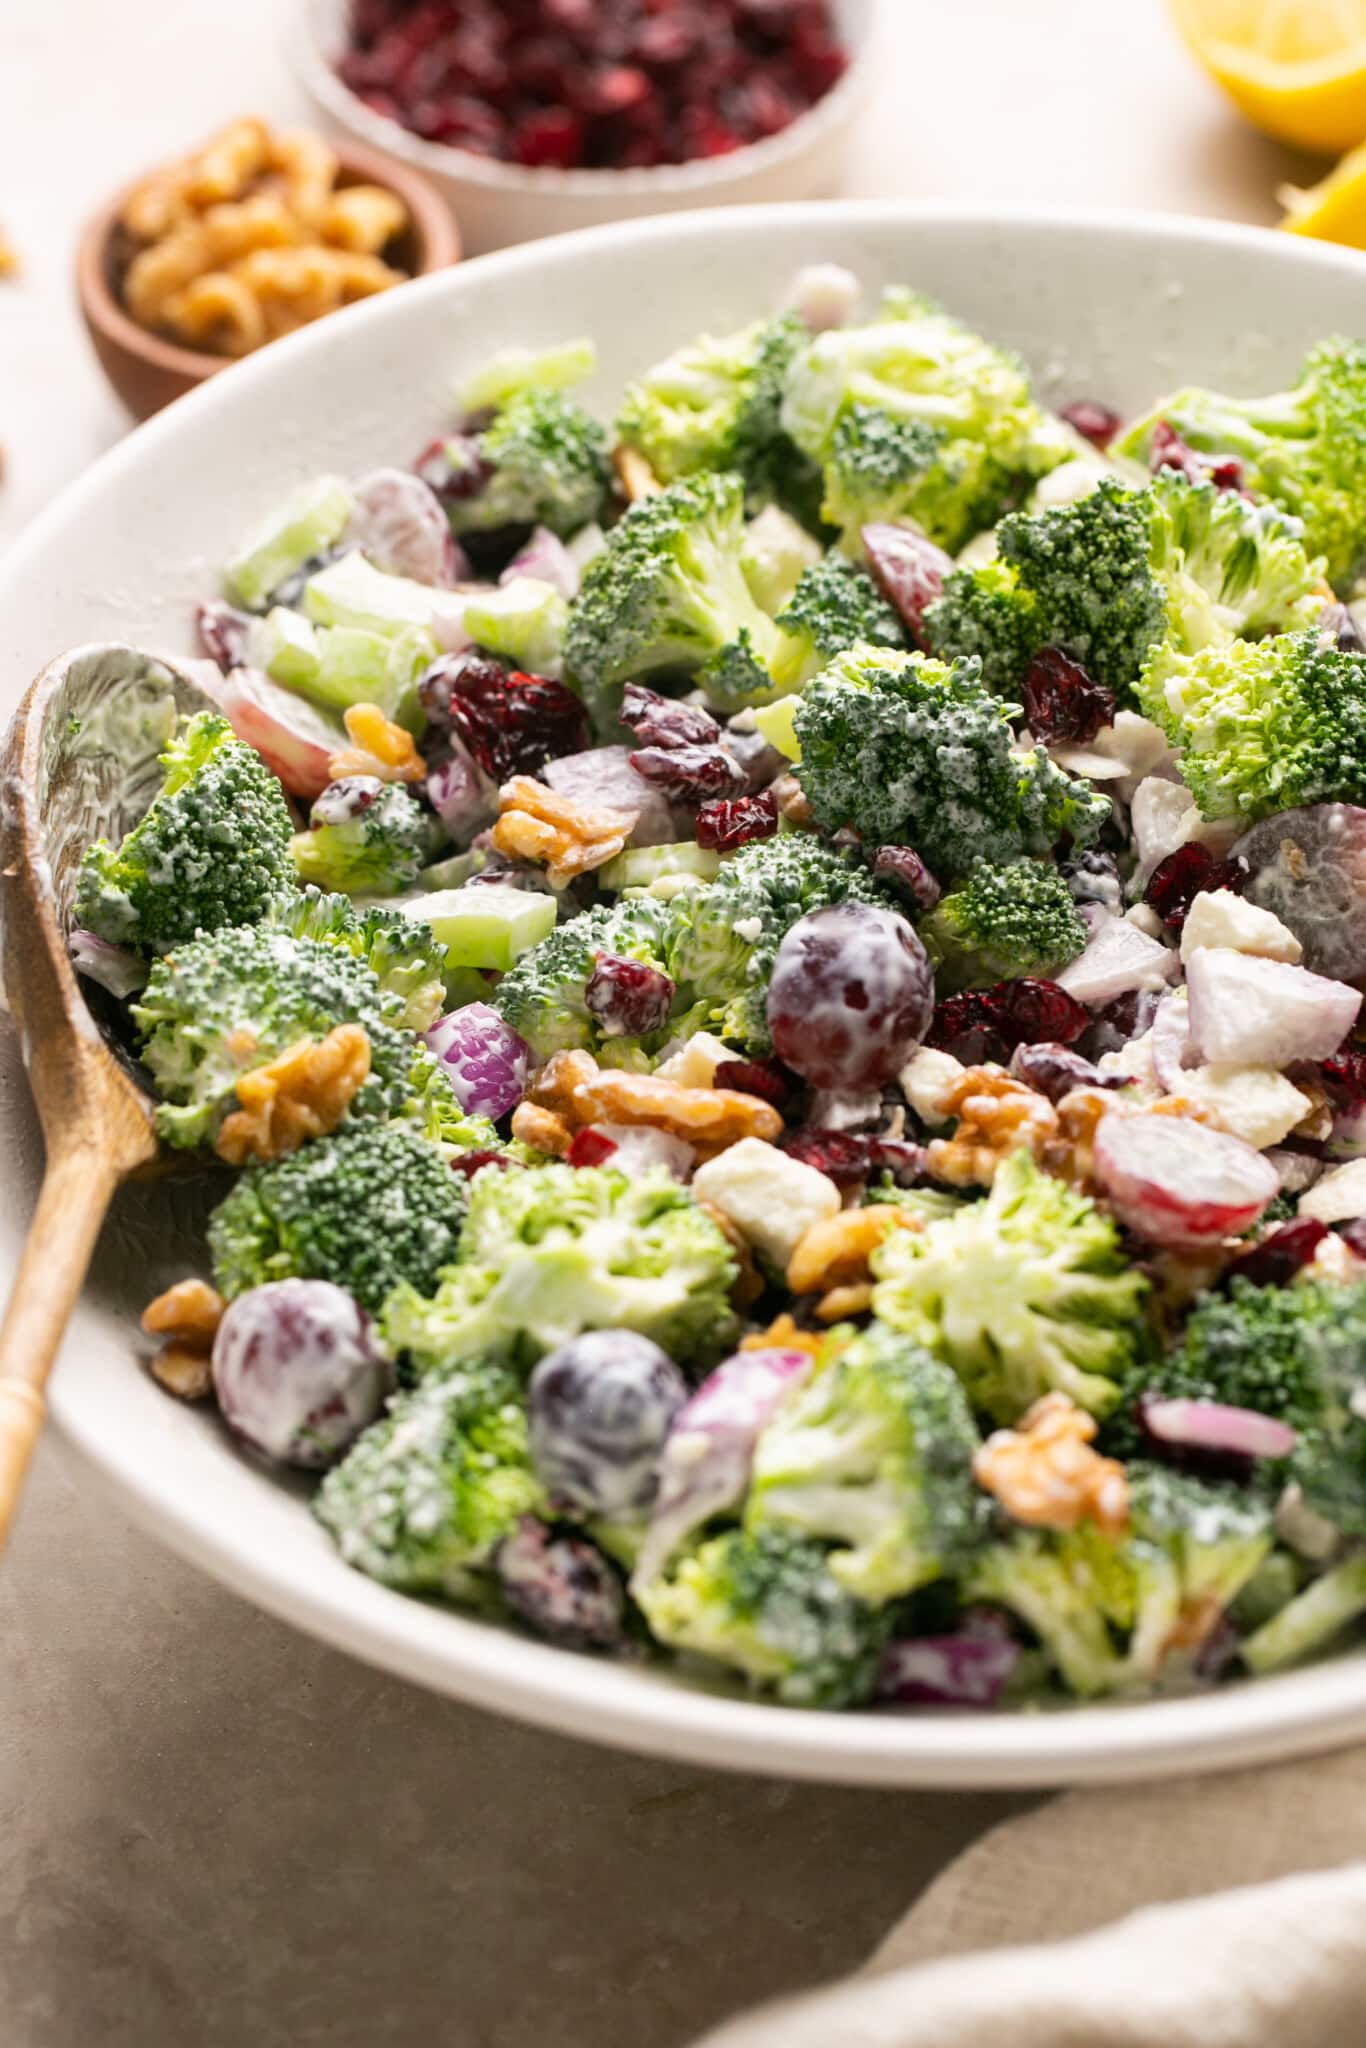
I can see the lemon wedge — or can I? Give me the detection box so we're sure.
[1169,0,1366,153]
[1279,137,1366,240]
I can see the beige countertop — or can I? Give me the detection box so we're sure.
[0,5,1322,2043]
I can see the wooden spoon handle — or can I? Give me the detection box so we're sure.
[0,1144,120,1549]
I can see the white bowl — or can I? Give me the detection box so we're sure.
[290,0,881,253]
[9,203,1366,1787]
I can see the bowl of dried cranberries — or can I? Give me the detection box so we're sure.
[290,0,880,254]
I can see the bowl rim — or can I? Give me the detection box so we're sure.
[289,0,882,198]
[20,197,1366,1787]
[76,131,462,387]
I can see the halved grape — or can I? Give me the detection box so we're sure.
[1234,805,1366,985]
[211,1279,389,1468]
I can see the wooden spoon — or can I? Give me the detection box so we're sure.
[0,644,214,1547]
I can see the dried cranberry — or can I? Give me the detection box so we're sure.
[629,742,748,803]
[781,1127,873,1187]
[196,600,251,673]
[1022,646,1115,745]
[450,1149,514,1181]
[1223,1217,1329,1289]
[1009,1041,1123,1102]
[423,653,590,780]
[414,433,491,506]
[861,524,954,648]
[1323,1044,1366,1102]
[1145,842,1248,933]
[515,106,586,166]
[713,1057,795,1108]
[869,1137,929,1187]
[1060,399,1122,449]
[566,1127,620,1169]
[584,951,676,1037]
[1148,420,1245,493]
[871,845,942,912]
[619,682,720,748]
[927,979,1090,1064]
[1081,987,1162,1062]
[696,789,780,851]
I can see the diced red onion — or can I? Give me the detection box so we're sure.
[423,1002,529,1120]
[1327,1102,1366,1161]
[782,262,860,331]
[198,663,344,801]
[68,928,148,998]
[877,1633,1020,1709]
[502,525,581,600]
[1186,950,1362,1070]
[1141,1397,1297,1462]
[1054,914,1177,1007]
[1093,1113,1278,1248]
[1150,995,1197,1094]
[427,736,498,843]
[543,745,679,846]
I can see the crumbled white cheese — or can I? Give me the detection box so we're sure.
[898,1046,965,1125]
[732,916,763,943]
[691,1138,840,1271]
[1298,1158,1366,1224]
[654,1032,733,1088]
[1124,903,1166,939]
[1180,889,1302,965]
[1175,1064,1312,1150]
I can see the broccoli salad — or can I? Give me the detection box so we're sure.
[68,267,1366,1712]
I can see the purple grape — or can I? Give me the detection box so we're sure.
[528,1330,688,1519]
[496,1517,624,1647]
[1234,804,1366,985]
[767,902,934,1089]
[211,1280,390,1467]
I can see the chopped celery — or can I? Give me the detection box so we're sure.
[1242,1554,1366,1675]
[599,842,722,892]
[248,607,321,690]
[741,505,824,615]
[751,694,803,761]
[402,884,557,970]
[464,579,569,675]
[302,552,463,638]
[460,339,597,410]
[225,475,354,610]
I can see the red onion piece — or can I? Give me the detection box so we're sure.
[424,1002,530,1121]
[1141,1397,1297,1462]
[1054,914,1177,1007]
[502,525,581,601]
[197,663,345,801]
[878,1632,1020,1709]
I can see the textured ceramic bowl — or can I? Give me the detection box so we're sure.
[77,135,461,419]
[10,204,1366,1787]
[289,0,881,254]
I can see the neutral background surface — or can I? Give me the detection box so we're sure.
[0,4,1329,2044]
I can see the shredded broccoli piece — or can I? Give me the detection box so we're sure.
[132,923,421,1149]
[1137,629,1366,822]
[208,1120,468,1312]
[445,387,611,541]
[745,1323,985,1604]
[994,476,1170,693]
[1114,337,1366,588]
[965,1463,1272,1697]
[615,313,806,497]
[563,471,786,724]
[382,1162,739,1375]
[635,1526,887,1706]
[665,832,894,1052]
[780,290,1072,554]
[262,887,447,1031]
[291,777,436,897]
[1145,470,1326,652]
[74,711,293,951]
[315,1360,544,1596]
[920,858,1089,991]
[491,895,674,1062]
[772,553,908,690]
[872,1150,1150,1423]
[792,646,1110,877]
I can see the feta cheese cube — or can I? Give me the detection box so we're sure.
[1180,889,1302,965]
[1299,1158,1366,1224]
[655,1032,734,1089]
[691,1138,840,1271]
[1179,1064,1312,1150]
[898,1047,965,1125]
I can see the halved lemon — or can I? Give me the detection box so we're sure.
[1169,0,1366,153]
[1279,137,1366,241]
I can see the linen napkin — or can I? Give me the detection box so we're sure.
[691,1748,1366,2047]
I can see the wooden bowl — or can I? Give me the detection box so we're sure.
[76,136,461,420]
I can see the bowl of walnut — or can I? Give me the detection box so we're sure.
[78,117,461,419]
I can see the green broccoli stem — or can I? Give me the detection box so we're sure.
[1241,1552,1366,1676]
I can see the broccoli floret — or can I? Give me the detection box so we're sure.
[291,777,436,897]
[924,557,1040,697]
[563,471,785,724]
[665,832,894,1052]
[872,1149,1150,1423]
[262,887,447,1031]
[615,314,806,497]
[491,895,674,1062]
[772,553,908,690]
[965,1463,1272,1697]
[792,647,1110,877]
[209,1119,467,1312]
[744,1323,985,1604]
[131,923,420,1149]
[445,387,611,541]
[382,1162,739,1375]
[315,1359,544,1596]
[1114,337,1366,587]
[921,858,1089,991]
[926,474,1324,703]
[1137,629,1366,823]
[780,291,1072,554]
[74,711,293,951]
[635,1526,887,1706]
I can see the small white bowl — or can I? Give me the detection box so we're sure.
[290,0,881,254]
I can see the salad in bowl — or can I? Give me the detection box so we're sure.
[63,263,1366,1715]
